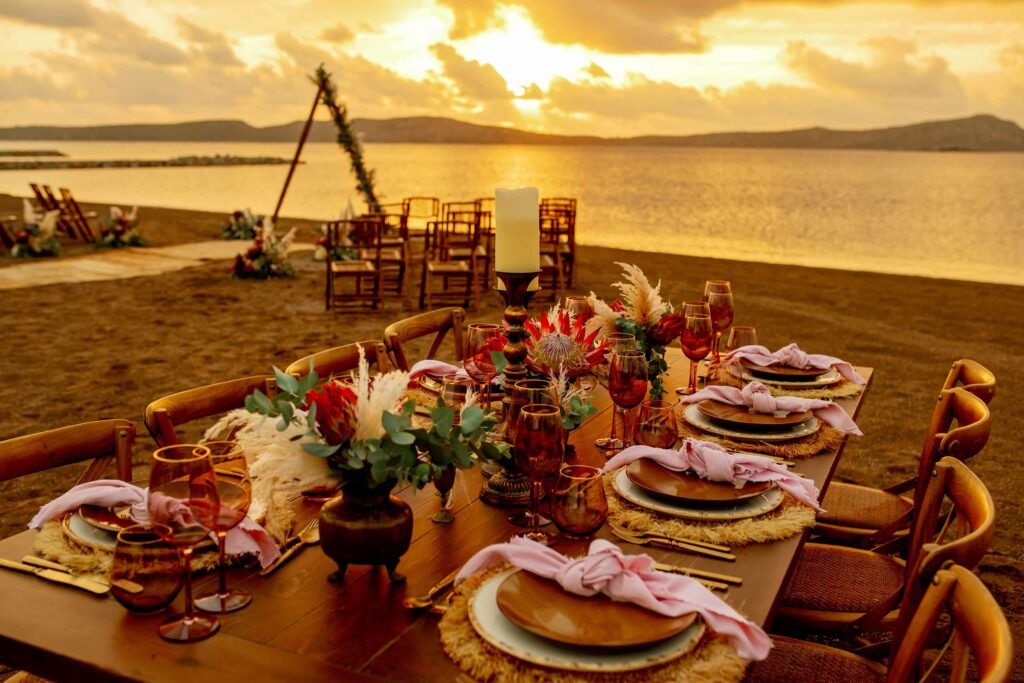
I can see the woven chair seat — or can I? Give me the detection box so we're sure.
[781,544,904,613]
[358,248,404,262]
[331,261,375,273]
[426,261,471,274]
[745,635,884,682]
[818,482,912,531]
[447,245,486,260]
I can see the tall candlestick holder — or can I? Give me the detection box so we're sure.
[480,271,540,509]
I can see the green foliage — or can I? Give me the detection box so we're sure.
[561,394,597,431]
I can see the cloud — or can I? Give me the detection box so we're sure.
[430,42,511,100]
[583,62,610,79]
[784,39,967,103]
[0,0,97,28]
[177,19,243,67]
[320,23,354,43]
[547,74,717,122]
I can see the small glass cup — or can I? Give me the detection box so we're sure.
[109,524,183,615]
[725,326,757,353]
[564,296,594,324]
[551,465,608,540]
[633,399,679,449]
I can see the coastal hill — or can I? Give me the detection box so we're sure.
[1,114,1022,152]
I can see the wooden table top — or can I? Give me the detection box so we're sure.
[0,352,872,682]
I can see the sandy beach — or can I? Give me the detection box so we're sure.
[1,193,1022,666]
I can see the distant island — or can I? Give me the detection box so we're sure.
[0,155,292,171]
[1,114,1022,152]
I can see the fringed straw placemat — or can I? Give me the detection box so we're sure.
[604,474,816,547]
[708,366,864,400]
[440,566,748,683]
[677,420,845,460]
[32,520,224,577]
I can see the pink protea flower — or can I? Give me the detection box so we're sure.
[524,307,606,378]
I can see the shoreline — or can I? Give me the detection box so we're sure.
[0,155,293,171]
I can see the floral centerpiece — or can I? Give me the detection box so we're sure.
[222,209,262,240]
[245,348,508,582]
[98,206,146,248]
[313,221,357,262]
[10,200,60,258]
[524,304,606,379]
[587,263,685,398]
[231,220,297,279]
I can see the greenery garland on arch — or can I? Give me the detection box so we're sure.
[312,65,382,214]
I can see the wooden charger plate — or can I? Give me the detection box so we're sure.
[740,360,830,381]
[79,504,135,532]
[697,399,811,428]
[626,459,772,504]
[495,570,696,648]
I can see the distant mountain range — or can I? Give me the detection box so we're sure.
[1,114,1022,152]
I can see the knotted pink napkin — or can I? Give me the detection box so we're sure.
[408,359,500,385]
[682,381,862,435]
[29,480,280,568]
[725,343,865,384]
[604,440,824,512]
[456,536,771,661]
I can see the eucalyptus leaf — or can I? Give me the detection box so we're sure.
[390,430,415,446]
[431,405,455,438]
[303,442,341,458]
[274,366,299,395]
[459,406,485,434]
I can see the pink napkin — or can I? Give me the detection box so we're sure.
[456,537,770,661]
[725,343,865,384]
[407,359,501,385]
[29,480,280,568]
[682,381,862,435]
[604,440,824,512]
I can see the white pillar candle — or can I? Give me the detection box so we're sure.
[495,187,539,273]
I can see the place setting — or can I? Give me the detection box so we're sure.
[719,341,868,400]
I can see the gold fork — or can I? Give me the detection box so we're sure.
[608,522,731,553]
[260,518,320,576]
[610,525,736,561]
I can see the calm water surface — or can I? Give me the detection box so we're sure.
[1,141,1021,286]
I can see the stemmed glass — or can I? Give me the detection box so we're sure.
[147,444,220,642]
[679,313,714,395]
[703,281,734,364]
[441,374,475,426]
[464,323,502,405]
[513,404,565,546]
[564,295,593,325]
[507,378,559,527]
[551,465,608,540]
[634,399,679,449]
[598,350,648,451]
[194,441,252,614]
[726,326,758,353]
[602,332,636,354]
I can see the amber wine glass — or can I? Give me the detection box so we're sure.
[464,323,502,401]
[194,441,252,614]
[679,313,714,395]
[634,399,679,449]
[148,444,220,642]
[598,350,647,452]
[564,295,594,325]
[507,378,559,528]
[725,326,758,353]
[551,465,608,540]
[514,404,565,546]
[705,287,734,364]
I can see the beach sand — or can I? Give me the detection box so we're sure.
[1,193,1022,668]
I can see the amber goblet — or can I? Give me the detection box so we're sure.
[598,350,648,452]
[507,378,559,527]
[109,524,183,615]
[551,465,608,540]
[513,404,565,546]
[564,295,594,324]
[634,399,679,449]
[725,326,758,353]
[441,374,475,425]
[679,313,714,395]
[703,281,734,364]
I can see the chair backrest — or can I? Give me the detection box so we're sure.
[424,219,477,260]
[944,358,996,404]
[30,183,54,211]
[59,187,95,242]
[0,218,14,251]
[286,340,390,380]
[145,376,276,447]
[890,456,996,654]
[0,419,135,484]
[383,307,467,371]
[404,197,439,220]
[888,565,1012,683]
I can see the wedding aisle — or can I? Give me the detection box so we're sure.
[0,240,314,290]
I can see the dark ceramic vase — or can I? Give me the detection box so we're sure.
[319,477,413,584]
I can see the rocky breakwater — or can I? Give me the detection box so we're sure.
[0,154,294,170]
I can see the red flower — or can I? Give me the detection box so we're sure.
[14,229,29,243]
[610,299,626,313]
[316,236,328,247]
[305,383,358,445]
[246,245,262,259]
[648,312,686,347]
[112,224,126,236]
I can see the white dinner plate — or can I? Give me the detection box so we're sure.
[683,404,820,443]
[612,469,785,521]
[469,569,705,673]
[63,512,119,550]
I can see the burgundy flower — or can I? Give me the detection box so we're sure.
[305,383,358,446]
[14,229,29,243]
[246,245,262,259]
[648,312,686,347]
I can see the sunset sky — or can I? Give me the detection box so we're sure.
[1,0,1022,135]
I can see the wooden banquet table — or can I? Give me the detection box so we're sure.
[0,350,872,682]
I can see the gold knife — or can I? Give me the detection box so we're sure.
[653,562,743,585]
[22,556,116,589]
[0,558,109,595]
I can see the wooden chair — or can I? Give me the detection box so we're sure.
[418,219,480,311]
[541,197,577,286]
[816,359,996,546]
[58,188,97,242]
[144,376,276,447]
[775,415,994,641]
[403,196,440,245]
[29,183,76,239]
[746,563,1012,683]
[363,211,408,295]
[383,307,466,371]
[0,215,16,254]
[537,214,566,301]
[0,419,135,484]
[325,218,393,310]
[286,340,390,380]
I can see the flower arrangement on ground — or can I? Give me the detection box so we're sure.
[524,304,606,379]
[97,206,146,248]
[587,262,685,398]
[244,347,509,490]
[313,222,357,262]
[10,199,60,258]
[222,209,262,240]
[231,220,297,279]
